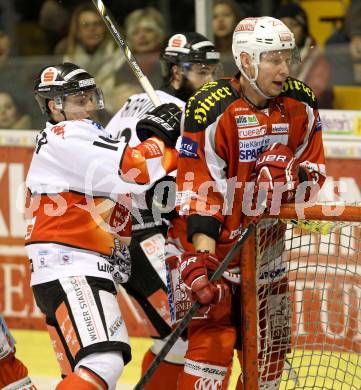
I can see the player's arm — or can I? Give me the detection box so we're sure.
[192,233,216,253]
[176,117,230,243]
[175,104,234,308]
[295,109,326,190]
[119,103,181,186]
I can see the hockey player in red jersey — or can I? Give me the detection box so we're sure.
[0,315,36,390]
[166,17,326,389]
[106,32,224,390]
[26,62,181,390]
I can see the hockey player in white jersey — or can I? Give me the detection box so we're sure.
[25,62,181,390]
[106,32,222,389]
[0,315,36,389]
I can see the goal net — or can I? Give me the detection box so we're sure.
[240,204,361,390]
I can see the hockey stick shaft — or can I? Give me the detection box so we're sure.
[91,0,162,107]
[133,222,256,389]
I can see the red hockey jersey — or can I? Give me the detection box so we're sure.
[169,76,326,266]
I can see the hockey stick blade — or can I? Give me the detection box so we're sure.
[133,222,255,389]
[91,0,161,107]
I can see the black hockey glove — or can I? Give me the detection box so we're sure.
[136,103,182,147]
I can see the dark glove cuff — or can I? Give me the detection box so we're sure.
[136,120,177,147]
[298,166,309,183]
[187,215,221,243]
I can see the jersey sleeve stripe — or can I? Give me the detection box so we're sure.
[204,116,228,206]
[295,103,315,158]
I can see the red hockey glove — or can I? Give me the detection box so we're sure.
[179,251,229,307]
[254,143,299,210]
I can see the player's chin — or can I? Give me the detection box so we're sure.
[269,81,284,95]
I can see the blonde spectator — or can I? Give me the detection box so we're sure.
[125,7,165,55]
[115,7,165,92]
[57,3,125,113]
[0,91,32,129]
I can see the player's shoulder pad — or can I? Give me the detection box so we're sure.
[280,77,318,109]
[53,119,104,141]
[184,79,239,132]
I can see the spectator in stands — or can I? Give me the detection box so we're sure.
[212,0,243,74]
[38,0,74,53]
[0,29,43,129]
[0,91,32,129]
[0,29,10,64]
[325,0,361,85]
[347,0,361,66]
[56,3,125,115]
[276,2,333,108]
[126,7,165,56]
[115,7,166,94]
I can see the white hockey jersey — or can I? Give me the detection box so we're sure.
[106,90,185,137]
[25,118,177,256]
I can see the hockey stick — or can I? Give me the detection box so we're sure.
[133,221,256,389]
[91,0,161,107]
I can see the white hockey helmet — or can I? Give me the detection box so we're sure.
[232,17,298,97]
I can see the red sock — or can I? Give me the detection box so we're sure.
[0,352,29,388]
[56,367,107,390]
[141,348,183,389]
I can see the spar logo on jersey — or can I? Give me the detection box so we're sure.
[239,134,288,162]
[235,114,259,127]
[179,137,199,159]
[239,138,269,162]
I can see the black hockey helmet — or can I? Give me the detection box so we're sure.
[34,62,104,115]
[161,32,221,80]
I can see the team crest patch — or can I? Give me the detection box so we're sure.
[37,250,50,268]
[59,251,73,265]
[168,33,187,48]
[41,67,58,83]
[51,124,66,138]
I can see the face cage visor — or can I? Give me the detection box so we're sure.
[53,87,105,113]
[258,47,300,67]
[180,62,224,84]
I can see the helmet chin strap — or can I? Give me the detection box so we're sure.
[61,110,68,121]
[240,63,276,101]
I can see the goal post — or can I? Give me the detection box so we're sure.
[240,203,361,389]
